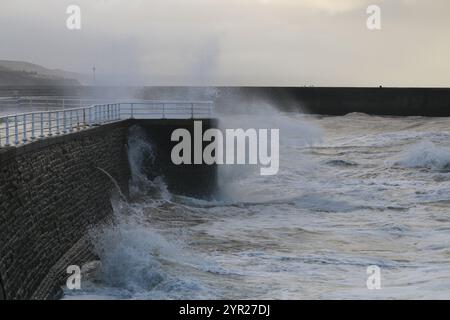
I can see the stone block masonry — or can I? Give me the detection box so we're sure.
[0,121,131,299]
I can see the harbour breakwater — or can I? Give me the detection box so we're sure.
[142,87,450,116]
[0,118,216,299]
[2,86,450,116]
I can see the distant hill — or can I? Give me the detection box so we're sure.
[0,60,85,86]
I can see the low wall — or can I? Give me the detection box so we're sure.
[0,121,131,299]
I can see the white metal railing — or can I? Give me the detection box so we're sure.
[0,97,116,110]
[0,100,214,147]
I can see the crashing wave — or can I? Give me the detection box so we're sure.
[395,140,450,170]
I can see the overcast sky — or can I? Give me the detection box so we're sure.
[0,0,449,86]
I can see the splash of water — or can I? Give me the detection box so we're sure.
[215,101,323,202]
[96,167,127,201]
[127,125,171,202]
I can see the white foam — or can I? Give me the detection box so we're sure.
[395,140,450,170]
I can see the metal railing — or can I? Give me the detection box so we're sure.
[0,97,117,110]
[0,100,214,147]
[120,101,213,119]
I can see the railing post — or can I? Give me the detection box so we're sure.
[14,115,19,145]
[48,112,52,136]
[76,110,80,130]
[63,110,67,134]
[88,108,92,126]
[5,116,10,147]
[131,103,134,119]
[70,110,74,132]
[162,103,166,119]
[56,111,60,135]
[40,112,44,138]
[31,113,35,140]
[22,115,27,142]
[191,103,194,118]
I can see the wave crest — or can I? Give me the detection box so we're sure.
[395,141,450,170]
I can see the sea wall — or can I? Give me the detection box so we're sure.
[0,121,131,299]
[232,87,450,116]
[142,87,450,116]
[3,86,450,116]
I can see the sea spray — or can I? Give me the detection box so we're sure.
[89,207,182,293]
[215,102,322,202]
[127,125,171,202]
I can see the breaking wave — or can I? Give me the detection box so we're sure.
[64,126,223,299]
[395,140,450,171]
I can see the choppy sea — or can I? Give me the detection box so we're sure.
[64,106,450,299]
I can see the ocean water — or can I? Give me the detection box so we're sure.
[64,107,450,300]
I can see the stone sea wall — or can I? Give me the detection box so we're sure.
[0,121,131,299]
